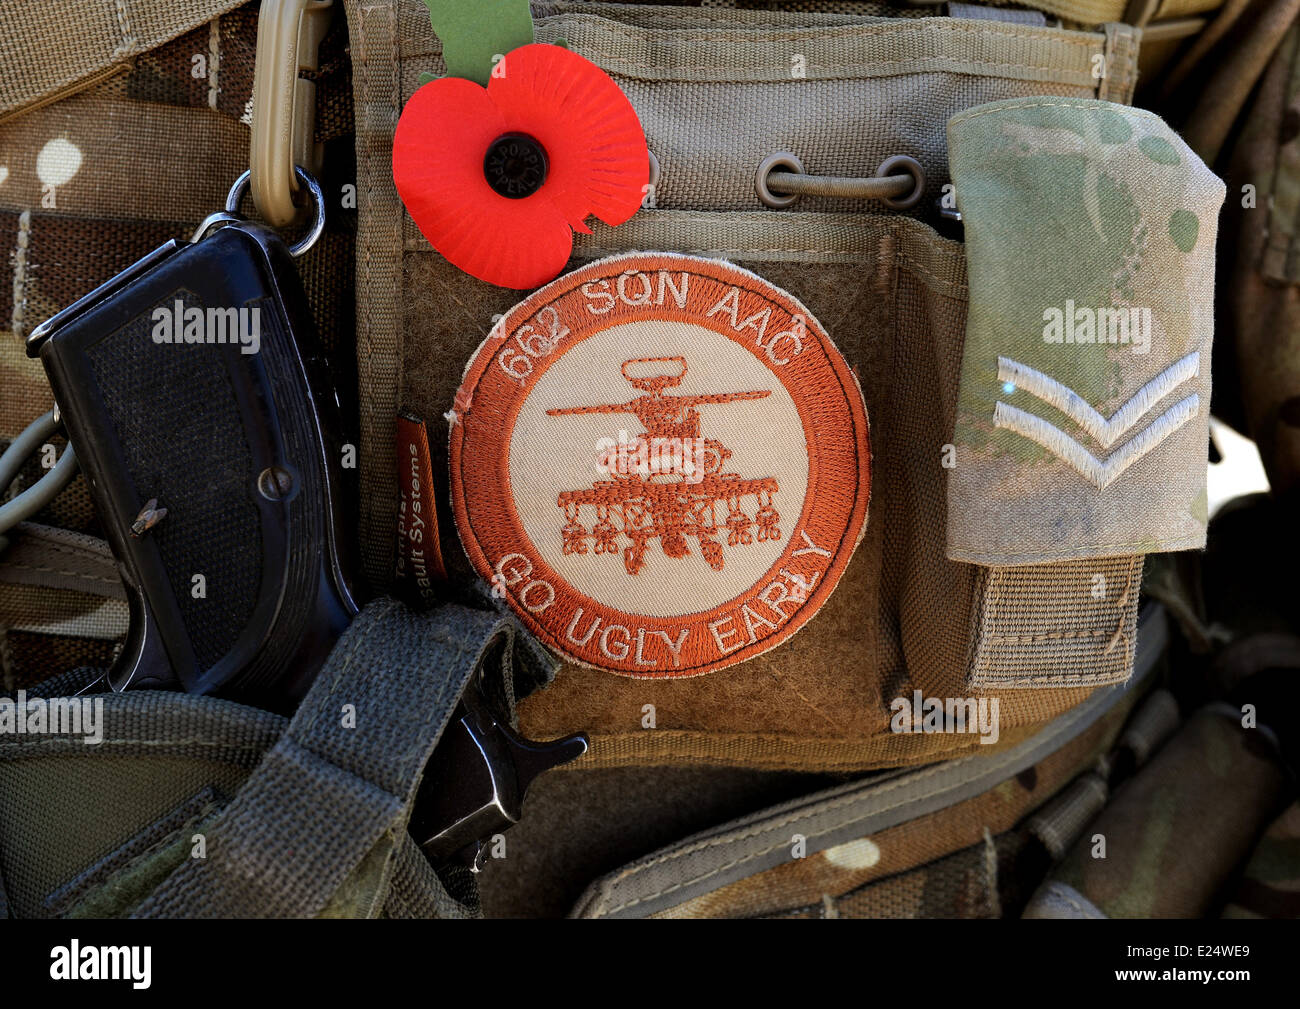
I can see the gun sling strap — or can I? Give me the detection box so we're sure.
[0,598,554,918]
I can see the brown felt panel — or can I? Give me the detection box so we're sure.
[400,234,1105,770]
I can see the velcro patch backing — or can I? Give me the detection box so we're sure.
[449,253,870,677]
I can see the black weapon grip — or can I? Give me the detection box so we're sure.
[28,223,358,713]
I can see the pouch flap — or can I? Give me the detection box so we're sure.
[946,97,1226,566]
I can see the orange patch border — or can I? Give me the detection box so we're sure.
[449,252,871,678]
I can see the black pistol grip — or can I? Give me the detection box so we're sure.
[27,222,358,712]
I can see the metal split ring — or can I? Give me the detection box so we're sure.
[223,165,327,257]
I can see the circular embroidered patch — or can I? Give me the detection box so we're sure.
[449,253,871,678]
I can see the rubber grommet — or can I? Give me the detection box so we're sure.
[755,152,804,209]
[877,154,925,210]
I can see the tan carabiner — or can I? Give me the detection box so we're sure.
[250,0,334,227]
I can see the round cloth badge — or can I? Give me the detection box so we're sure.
[450,253,871,678]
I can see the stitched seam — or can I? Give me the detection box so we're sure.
[207,19,221,111]
[974,674,1122,686]
[9,537,111,562]
[950,537,1199,560]
[896,253,966,290]
[415,240,941,259]
[3,562,122,588]
[0,628,13,692]
[983,628,1114,643]
[294,596,396,742]
[594,57,1098,75]
[549,18,1100,48]
[111,0,138,59]
[409,249,966,293]
[0,737,271,753]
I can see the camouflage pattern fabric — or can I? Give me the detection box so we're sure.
[946,97,1225,567]
[1222,801,1300,918]
[1026,707,1289,917]
[773,832,1002,919]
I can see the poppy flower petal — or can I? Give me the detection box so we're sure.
[393,45,647,288]
[393,76,574,288]
[393,77,505,229]
[437,195,575,290]
[489,44,648,231]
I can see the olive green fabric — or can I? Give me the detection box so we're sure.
[947,97,1226,566]
[0,598,530,919]
[0,691,284,919]
[64,801,225,919]
[131,598,504,918]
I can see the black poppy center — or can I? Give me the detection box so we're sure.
[483,132,548,199]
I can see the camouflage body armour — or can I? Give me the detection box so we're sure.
[0,0,1296,921]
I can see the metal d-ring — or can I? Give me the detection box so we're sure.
[755,152,805,209]
[224,165,327,257]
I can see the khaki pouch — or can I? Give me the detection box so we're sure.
[339,1,1180,773]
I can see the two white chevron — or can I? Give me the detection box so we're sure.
[993,352,1200,489]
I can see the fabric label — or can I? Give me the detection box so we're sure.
[395,412,446,607]
[449,253,871,677]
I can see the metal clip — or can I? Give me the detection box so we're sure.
[250,0,334,227]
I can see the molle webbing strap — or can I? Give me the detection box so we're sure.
[131,598,510,918]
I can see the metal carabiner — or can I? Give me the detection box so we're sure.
[249,0,334,227]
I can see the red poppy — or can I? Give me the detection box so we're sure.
[393,43,649,290]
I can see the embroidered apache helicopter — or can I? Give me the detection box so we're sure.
[547,356,781,576]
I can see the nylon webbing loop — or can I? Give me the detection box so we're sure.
[132,598,512,918]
